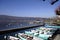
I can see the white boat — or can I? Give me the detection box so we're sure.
[18,33,33,40]
[7,36,20,40]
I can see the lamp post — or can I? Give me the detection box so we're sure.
[51,0,59,5]
[43,0,45,1]
[43,0,59,5]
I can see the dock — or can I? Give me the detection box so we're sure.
[0,24,44,34]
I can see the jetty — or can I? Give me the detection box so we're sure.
[0,24,44,34]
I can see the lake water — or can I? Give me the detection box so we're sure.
[0,23,41,40]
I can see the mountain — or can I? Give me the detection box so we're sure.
[0,15,43,27]
[0,15,51,27]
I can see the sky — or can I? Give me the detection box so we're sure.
[0,0,60,18]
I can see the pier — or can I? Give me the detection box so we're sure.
[0,24,44,34]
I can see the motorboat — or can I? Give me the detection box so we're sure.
[7,36,20,40]
[5,27,58,40]
[25,27,57,40]
[18,33,33,40]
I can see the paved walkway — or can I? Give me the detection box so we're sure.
[53,34,60,40]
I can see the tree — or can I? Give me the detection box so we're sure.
[55,6,60,25]
[55,6,60,15]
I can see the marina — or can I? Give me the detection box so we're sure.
[0,24,43,31]
[0,24,60,40]
[0,0,60,40]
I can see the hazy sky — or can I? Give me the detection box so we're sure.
[0,0,60,18]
